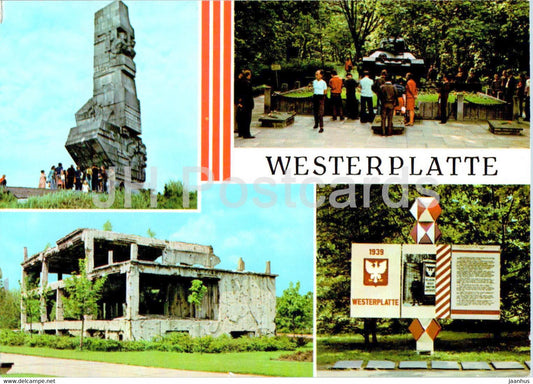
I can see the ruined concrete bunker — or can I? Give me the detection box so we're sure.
[21,229,276,340]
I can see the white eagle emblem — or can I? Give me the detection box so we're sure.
[426,266,435,277]
[365,260,387,283]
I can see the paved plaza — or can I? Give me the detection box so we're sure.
[235,96,530,149]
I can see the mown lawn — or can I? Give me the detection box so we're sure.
[317,331,529,370]
[0,345,312,377]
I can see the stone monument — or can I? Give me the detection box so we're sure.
[66,1,147,183]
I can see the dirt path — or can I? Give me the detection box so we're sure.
[2,353,260,378]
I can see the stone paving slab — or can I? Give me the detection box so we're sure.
[491,361,525,370]
[398,361,428,369]
[331,360,363,370]
[365,360,396,370]
[236,95,530,149]
[431,361,460,370]
[461,361,492,370]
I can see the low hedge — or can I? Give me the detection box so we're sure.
[0,330,297,353]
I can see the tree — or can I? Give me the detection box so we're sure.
[187,279,207,319]
[0,268,21,329]
[146,228,156,238]
[21,278,41,335]
[102,221,113,231]
[275,281,313,335]
[336,0,381,62]
[63,258,107,348]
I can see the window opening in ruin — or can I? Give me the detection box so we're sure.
[99,274,126,320]
[139,273,219,320]
[138,245,163,262]
[94,240,130,266]
[230,331,255,339]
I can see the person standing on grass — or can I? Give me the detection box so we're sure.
[359,71,374,123]
[48,166,56,190]
[405,73,418,126]
[91,165,99,192]
[329,70,344,121]
[0,175,6,189]
[38,170,46,189]
[312,69,327,133]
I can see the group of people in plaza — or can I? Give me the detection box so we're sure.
[41,163,109,193]
[311,69,419,136]
[489,69,530,121]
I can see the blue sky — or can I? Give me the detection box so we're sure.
[0,184,315,296]
[0,1,199,191]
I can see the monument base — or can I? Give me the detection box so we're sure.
[66,120,146,183]
[371,115,405,135]
[258,112,296,128]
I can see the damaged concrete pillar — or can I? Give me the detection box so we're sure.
[237,257,245,272]
[130,243,138,261]
[40,256,49,323]
[265,261,271,275]
[21,260,27,325]
[84,233,95,273]
[56,289,64,321]
[126,267,139,320]
[108,250,114,265]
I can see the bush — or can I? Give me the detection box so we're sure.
[0,329,297,353]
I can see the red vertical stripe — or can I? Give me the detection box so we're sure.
[222,0,232,180]
[200,1,210,181]
[212,0,221,181]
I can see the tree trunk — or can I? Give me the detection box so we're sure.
[80,317,85,349]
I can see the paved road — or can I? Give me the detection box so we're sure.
[235,96,529,149]
[2,353,261,378]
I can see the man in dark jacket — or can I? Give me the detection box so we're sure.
[379,77,398,136]
[344,73,359,119]
[235,69,255,139]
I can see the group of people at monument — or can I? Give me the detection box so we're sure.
[311,69,419,136]
[489,70,530,121]
[43,163,109,193]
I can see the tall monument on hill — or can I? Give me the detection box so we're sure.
[66,1,147,183]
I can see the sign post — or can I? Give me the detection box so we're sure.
[350,196,501,355]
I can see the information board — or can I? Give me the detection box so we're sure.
[350,243,401,318]
[450,245,500,320]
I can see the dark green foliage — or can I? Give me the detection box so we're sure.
[0,330,297,353]
[316,185,530,336]
[0,270,20,329]
[275,282,313,334]
[0,181,197,209]
[157,181,198,209]
[235,0,529,87]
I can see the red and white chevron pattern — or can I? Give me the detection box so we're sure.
[435,244,451,318]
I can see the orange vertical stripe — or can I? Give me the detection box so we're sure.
[201,1,210,181]
[212,0,221,181]
[222,0,232,180]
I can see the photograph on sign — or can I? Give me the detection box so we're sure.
[451,245,500,320]
[401,244,436,319]
[350,243,401,318]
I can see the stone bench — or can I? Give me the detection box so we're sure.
[488,120,526,135]
[258,112,296,128]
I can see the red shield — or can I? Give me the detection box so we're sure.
[363,258,388,286]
